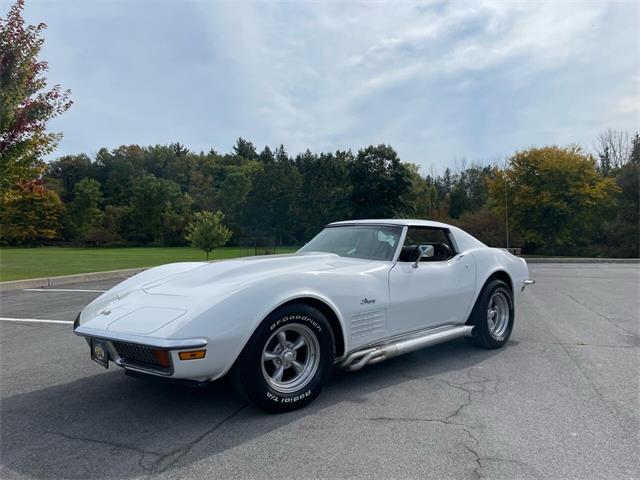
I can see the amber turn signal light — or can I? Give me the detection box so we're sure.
[178,349,206,360]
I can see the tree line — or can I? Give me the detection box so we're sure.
[1,133,638,257]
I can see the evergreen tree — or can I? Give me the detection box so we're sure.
[233,138,257,160]
[67,178,103,238]
[349,144,413,219]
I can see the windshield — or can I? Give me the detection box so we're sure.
[297,225,402,261]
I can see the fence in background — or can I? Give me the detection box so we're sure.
[238,237,279,257]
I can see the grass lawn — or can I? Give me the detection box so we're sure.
[0,246,298,282]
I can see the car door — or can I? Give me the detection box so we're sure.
[388,226,476,336]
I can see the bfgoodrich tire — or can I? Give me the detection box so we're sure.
[466,279,514,349]
[232,303,335,413]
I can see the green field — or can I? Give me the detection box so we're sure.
[0,246,297,282]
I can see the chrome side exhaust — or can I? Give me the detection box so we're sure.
[339,325,475,372]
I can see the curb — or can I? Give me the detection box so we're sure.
[0,267,148,292]
[524,258,639,264]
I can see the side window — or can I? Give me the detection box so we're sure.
[399,227,456,262]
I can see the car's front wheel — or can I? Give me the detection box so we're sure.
[232,303,335,413]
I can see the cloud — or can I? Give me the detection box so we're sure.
[17,0,640,172]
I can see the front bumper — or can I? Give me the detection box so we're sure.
[521,279,535,291]
[74,324,207,350]
[74,324,209,379]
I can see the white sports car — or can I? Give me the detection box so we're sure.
[74,219,533,412]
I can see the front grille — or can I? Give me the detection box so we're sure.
[112,341,170,372]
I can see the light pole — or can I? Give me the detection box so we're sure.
[505,179,509,250]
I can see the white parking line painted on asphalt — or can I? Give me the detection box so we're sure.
[0,317,73,325]
[23,288,106,293]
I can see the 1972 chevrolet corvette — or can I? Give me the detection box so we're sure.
[74,219,533,412]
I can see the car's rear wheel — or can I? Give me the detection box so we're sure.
[466,279,514,349]
[232,303,335,413]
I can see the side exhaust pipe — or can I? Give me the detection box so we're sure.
[339,325,475,372]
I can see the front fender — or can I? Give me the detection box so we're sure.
[469,248,530,308]
[162,265,388,380]
[185,286,348,380]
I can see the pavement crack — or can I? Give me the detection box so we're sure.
[541,311,636,440]
[385,371,510,479]
[463,444,483,479]
[49,430,160,473]
[463,444,542,480]
[441,380,473,423]
[367,372,503,477]
[366,415,479,444]
[438,373,499,422]
[556,342,636,348]
[148,404,246,475]
[367,416,452,426]
[556,288,638,341]
[48,431,159,456]
[393,370,500,428]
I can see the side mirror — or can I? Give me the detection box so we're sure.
[412,244,434,268]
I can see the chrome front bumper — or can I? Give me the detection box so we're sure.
[74,324,208,377]
[74,324,207,349]
[521,279,535,291]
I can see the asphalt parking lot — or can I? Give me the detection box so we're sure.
[1,263,638,480]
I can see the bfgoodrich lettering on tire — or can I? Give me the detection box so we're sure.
[466,279,514,349]
[232,303,335,413]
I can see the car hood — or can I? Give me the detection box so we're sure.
[78,253,369,335]
[140,252,347,296]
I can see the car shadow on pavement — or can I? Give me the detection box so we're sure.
[1,339,506,479]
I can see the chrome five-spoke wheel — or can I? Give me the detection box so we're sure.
[261,324,320,394]
[466,279,514,349]
[233,304,334,412]
[487,291,510,339]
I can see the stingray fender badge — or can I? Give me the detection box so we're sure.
[360,298,375,305]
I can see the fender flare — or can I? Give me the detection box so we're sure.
[221,290,348,377]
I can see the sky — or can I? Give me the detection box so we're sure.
[9,0,640,173]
